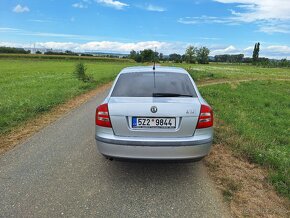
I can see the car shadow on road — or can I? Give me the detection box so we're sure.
[101,159,205,186]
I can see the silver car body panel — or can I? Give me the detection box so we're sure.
[95,66,213,160]
[109,97,201,137]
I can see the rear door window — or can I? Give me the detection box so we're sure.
[111,72,197,97]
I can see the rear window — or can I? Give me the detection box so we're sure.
[111,72,197,97]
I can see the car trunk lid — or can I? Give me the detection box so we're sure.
[108,97,201,137]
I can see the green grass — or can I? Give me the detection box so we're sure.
[0,59,135,134]
[165,62,290,82]
[199,80,290,198]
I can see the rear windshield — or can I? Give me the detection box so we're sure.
[111,72,197,97]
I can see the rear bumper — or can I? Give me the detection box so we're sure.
[96,135,212,146]
[95,128,213,160]
[96,140,212,160]
[95,126,213,160]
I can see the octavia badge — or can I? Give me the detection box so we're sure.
[151,106,158,113]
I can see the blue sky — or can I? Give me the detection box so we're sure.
[0,0,290,58]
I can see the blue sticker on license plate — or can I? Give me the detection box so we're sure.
[132,117,137,127]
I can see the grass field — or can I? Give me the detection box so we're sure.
[1,57,289,198]
[167,62,290,82]
[0,59,135,135]
[199,80,290,198]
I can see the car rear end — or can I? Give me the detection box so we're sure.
[95,66,213,160]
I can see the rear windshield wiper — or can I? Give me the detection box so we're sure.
[152,93,193,97]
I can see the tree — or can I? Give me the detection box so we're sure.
[0,46,30,54]
[169,53,182,63]
[185,45,197,63]
[73,62,94,82]
[135,52,142,62]
[197,47,210,64]
[140,49,155,62]
[159,53,164,61]
[252,42,260,63]
[214,54,244,63]
[234,54,244,63]
[181,54,186,62]
[154,51,159,62]
[128,50,137,60]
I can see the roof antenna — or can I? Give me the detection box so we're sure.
[153,47,156,70]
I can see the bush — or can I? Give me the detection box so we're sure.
[74,62,94,83]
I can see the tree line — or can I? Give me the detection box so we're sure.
[1,43,289,67]
[128,46,210,64]
[0,46,30,54]
[213,42,290,67]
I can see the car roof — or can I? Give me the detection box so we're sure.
[119,66,188,75]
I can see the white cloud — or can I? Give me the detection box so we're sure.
[256,45,290,58]
[1,39,290,58]
[210,45,240,55]
[179,0,290,34]
[210,44,290,58]
[0,40,179,54]
[258,23,290,34]
[96,0,129,10]
[72,0,92,9]
[145,4,166,12]
[36,42,79,50]
[264,45,290,55]
[72,2,87,9]
[0,27,20,32]
[22,32,92,40]
[28,19,53,23]
[214,0,290,21]
[77,41,171,52]
[216,0,290,33]
[0,27,93,40]
[178,16,231,24]
[199,37,221,40]
[13,4,30,13]
[243,46,253,51]
[0,42,28,48]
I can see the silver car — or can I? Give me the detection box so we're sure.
[95,66,213,161]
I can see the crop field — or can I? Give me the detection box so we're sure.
[1,57,289,198]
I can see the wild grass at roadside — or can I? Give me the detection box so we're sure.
[199,80,290,198]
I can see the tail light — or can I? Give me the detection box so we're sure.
[96,103,112,128]
[196,104,213,129]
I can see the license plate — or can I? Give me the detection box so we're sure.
[132,117,176,128]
